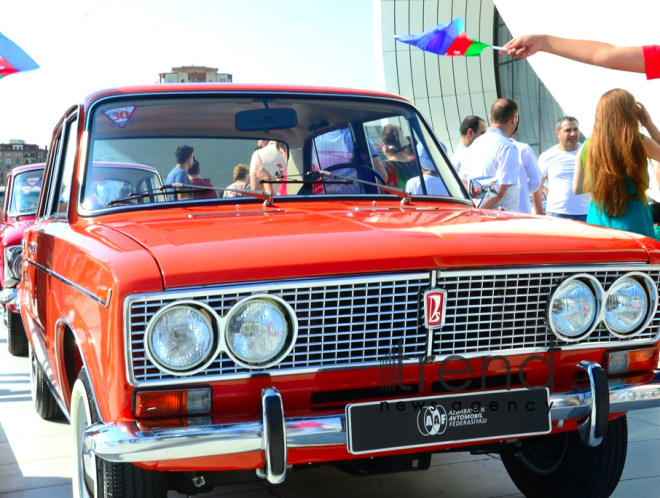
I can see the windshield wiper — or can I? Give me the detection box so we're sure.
[315,171,412,205]
[106,183,275,208]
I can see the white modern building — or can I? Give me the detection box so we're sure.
[377,0,566,156]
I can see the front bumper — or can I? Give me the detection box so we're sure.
[86,367,660,483]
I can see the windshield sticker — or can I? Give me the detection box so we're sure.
[102,106,137,128]
[27,177,39,187]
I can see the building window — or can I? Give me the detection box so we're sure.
[15,152,20,157]
[5,159,10,165]
[15,159,20,165]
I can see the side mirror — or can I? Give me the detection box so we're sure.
[469,176,499,208]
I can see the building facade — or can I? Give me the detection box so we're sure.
[157,66,233,84]
[378,0,566,156]
[0,139,47,185]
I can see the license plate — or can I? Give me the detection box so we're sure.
[346,388,551,454]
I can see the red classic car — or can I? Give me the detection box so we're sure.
[13,84,660,498]
[1,163,44,356]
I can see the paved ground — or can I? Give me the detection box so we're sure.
[1,320,660,497]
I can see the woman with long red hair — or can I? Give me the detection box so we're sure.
[573,88,660,237]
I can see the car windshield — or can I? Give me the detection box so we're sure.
[83,94,466,212]
[8,169,43,216]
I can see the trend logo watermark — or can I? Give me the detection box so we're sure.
[379,336,556,393]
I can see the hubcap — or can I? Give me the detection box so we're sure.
[516,432,569,476]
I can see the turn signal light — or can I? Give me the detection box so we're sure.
[606,348,659,376]
[135,388,212,419]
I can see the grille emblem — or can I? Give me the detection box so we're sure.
[424,289,446,328]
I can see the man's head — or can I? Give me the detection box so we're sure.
[555,116,580,151]
[459,115,487,146]
[489,98,519,135]
[175,145,195,169]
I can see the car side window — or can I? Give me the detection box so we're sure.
[39,127,64,220]
[51,117,78,219]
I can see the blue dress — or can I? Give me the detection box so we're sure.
[583,139,654,238]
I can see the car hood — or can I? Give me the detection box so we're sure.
[100,202,655,288]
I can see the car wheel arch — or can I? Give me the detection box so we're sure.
[56,319,104,422]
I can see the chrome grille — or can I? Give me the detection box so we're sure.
[128,273,430,384]
[433,267,660,356]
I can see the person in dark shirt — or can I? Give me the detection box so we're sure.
[187,159,216,199]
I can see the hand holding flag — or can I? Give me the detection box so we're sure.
[0,32,40,80]
[394,18,503,57]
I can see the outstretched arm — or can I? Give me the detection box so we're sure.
[502,35,646,74]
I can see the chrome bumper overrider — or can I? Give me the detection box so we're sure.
[85,368,660,483]
[0,288,18,308]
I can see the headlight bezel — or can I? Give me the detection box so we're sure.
[4,245,23,288]
[144,301,220,376]
[223,294,298,369]
[548,274,602,342]
[603,272,657,338]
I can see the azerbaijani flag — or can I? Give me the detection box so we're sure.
[394,18,498,57]
[0,32,39,80]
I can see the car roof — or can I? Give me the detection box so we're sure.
[92,161,159,173]
[82,83,410,108]
[10,163,46,175]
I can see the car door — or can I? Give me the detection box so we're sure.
[24,109,78,381]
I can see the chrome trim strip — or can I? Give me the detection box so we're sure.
[188,209,286,217]
[25,259,111,307]
[122,341,659,389]
[87,372,660,463]
[436,265,660,278]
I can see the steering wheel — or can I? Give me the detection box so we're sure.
[305,163,386,194]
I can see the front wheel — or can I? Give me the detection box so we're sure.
[71,370,168,498]
[501,415,628,498]
[7,310,28,357]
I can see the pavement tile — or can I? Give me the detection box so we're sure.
[0,482,73,498]
[627,416,660,442]
[612,476,660,497]
[627,410,660,427]
[0,456,71,494]
[0,434,71,466]
[620,439,660,480]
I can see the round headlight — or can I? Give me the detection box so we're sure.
[225,296,296,367]
[549,278,598,341]
[604,277,648,335]
[146,304,215,373]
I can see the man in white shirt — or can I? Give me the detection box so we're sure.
[538,117,590,221]
[454,115,487,188]
[464,99,520,211]
[509,122,542,213]
[249,140,287,193]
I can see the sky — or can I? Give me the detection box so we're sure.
[0,0,377,147]
[2,0,660,149]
